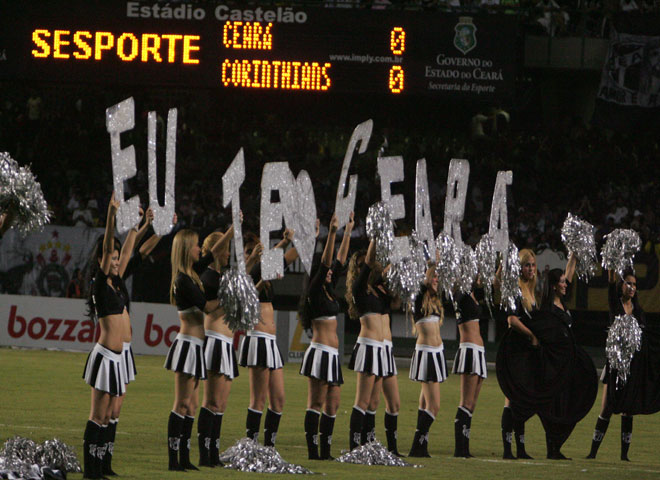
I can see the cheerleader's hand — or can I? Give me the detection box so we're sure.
[329,214,339,233]
[283,228,294,242]
[108,192,120,213]
[346,211,355,231]
[530,334,540,347]
[315,219,320,238]
[172,212,178,225]
[252,242,264,259]
[239,210,244,224]
[145,207,154,225]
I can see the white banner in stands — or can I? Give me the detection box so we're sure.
[0,294,181,356]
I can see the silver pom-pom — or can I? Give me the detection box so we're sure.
[601,229,641,278]
[456,244,478,296]
[219,438,313,474]
[435,232,460,302]
[500,243,522,312]
[475,233,497,307]
[386,259,425,312]
[606,314,642,386]
[366,201,395,266]
[336,441,421,467]
[0,152,51,235]
[561,213,597,282]
[0,436,80,479]
[217,269,261,331]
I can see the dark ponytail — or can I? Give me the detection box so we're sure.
[86,234,121,322]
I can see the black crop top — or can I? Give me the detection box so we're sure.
[507,295,538,319]
[548,303,573,328]
[173,253,214,312]
[608,282,645,327]
[455,292,481,325]
[93,268,129,318]
[251,265,275,303]
[307,259,342,319]
[352,263,385,316]
[413,284,443,321]
[200,267,221,302]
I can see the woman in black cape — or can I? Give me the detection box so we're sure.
[497,255,598,459]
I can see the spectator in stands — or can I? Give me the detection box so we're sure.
[536,0,570,36]
[66,268,84,298]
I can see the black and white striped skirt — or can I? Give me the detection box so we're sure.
[238,331,284,370]
[204,330,239,379]
[383,339,398,377]
[452,342,487,379]
[409,344,448,383]
[300,342,344,385]
[122,342,137,384]
[348,337,384,376]
[83,343,125,396]
[164,333,207,379]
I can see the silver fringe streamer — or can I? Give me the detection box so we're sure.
[435,232,460,302]
[0,152,51,235]
[456,244,478,296]
[475,233,497,307]
[219,438,313,474]
[217,269,261,331]
[601,229,641,278]
[606,314,642,386]
[500,243,522,312]
[0,436,80,479]
[335,120,372,229]
[385,232,427,311]
[366,201,395,266]
[561,213,597,282]
[336,441,421,467]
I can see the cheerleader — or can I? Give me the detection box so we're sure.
[586,269,644,461]
[501,248,538,459]
[240,229,297,447]
[82,194,134,479]
[408,264,446,457]
[452,281,487,458]
[164,227,229,471]
[299,213,353,459]
[196,224,258,466]
[346,239,387,450]
[104,207,172,476]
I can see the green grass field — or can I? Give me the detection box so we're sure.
[1,347,659,479]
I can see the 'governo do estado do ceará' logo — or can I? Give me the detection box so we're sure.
[454,16,477,55]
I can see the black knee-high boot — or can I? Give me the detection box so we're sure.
[246,408,263,442]
[409,409,434,457]
[83,420,101,479]
[102,419,118,476]
[621,415,633,461]
[96,424,108,478]
[167,411,185,471]
[210,412,223,466]
[385,411,402,455]
[180,415,198,470]
[455,407,472,458]
[587,415,610,459]
[349,406,365,450]
[263,409,282,447]
[304,409,321,459]
[501,407,515,459]
[319,413,336,460]
[362,410,376,444]
[197,407,214,467]
[513,418,532,459]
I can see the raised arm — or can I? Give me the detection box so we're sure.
[336,211,354,266]
[210,225,235,257]
[139,212,178,259]
[321,215,339,268]
[246,242,263,274]
[564,252,576,282]
[101,193,120,274]
[365,238,377,268]
[278,228,299,266]
[118,228,137,277]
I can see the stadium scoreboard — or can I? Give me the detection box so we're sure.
[0,2,517,99]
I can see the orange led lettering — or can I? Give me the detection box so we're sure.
[141,34,162,62]
[73,31,92,59]
[222,21,272,50]
[32,29,51,58]
[117,33,138,61]
[53,30,71,59]
[251,60,261,88]
[162,34,183,62]
[182,35,200,64]
[220,59,332,91]
[94,32,114,60]
[390,27,406,55]
[261,61,272,88]
[263,23,273,50]
[291,62,301,89]
[241,60,252,87]
[252,23,263,49]
[389,65,404,93]
[221,59,231,86]
[231,59,241,86]
[300,64,311,90]
[232,22,242,48]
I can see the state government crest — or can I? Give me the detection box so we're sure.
[454,17,477,55]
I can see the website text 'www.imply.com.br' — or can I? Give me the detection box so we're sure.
[328,53,403,64]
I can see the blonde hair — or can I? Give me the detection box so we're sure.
[202,231,223,257]
[345,251,364,321]
[170,229,203,305]
[518,248,537,312]
[410,283,444,335]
